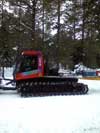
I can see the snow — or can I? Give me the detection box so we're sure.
[0,79,100,133]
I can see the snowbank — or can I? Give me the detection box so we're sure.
[0,79,100,132]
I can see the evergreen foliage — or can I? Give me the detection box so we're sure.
[0,0,100,68]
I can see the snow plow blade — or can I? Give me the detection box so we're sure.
[0,79,16,90]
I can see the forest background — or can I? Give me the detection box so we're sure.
[0,0,100,69]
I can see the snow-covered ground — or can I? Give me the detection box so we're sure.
[0,79,100,133]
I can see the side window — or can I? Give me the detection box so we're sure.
[19,56,38,72]
[19,57,28,72]
[31,56,38,70]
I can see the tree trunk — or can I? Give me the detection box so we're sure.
[81,1,86,63]
[57,0,61,46]
[73,3,76,40]
[40,0,45,50]
[81,1,85,44]
[56,0,61,63]
[1,0,4,26]
[31,0,37,47]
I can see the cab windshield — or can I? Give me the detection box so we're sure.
[18,55,38,72]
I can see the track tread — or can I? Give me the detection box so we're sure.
[17,79,88,97]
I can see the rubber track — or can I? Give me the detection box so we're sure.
[17,81,88,97]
